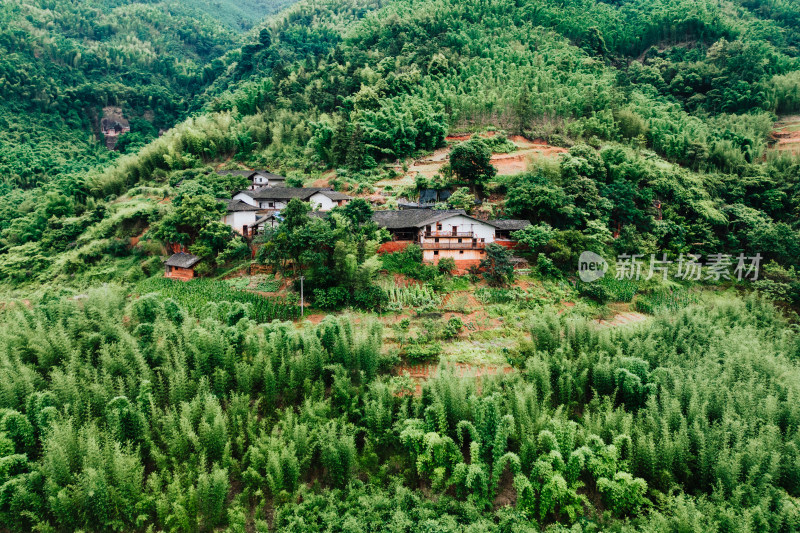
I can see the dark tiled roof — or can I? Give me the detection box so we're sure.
[489,219,531,230]
[254,211,329,226]
[238,187,350,201]
[371,209,468,229]
[239,187,319,200]
[252,171,286,181]
[218,170,286,181]
[226,200,261,212]
[164,253,202,268]
[317,190,352,201]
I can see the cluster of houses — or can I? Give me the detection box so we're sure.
[215,169,352,236]
[165,169,529,279]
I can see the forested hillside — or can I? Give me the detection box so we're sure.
[0,0,297,189]
[2,0,800,531]
[3,0,800,289]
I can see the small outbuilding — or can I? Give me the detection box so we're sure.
[491,219,531,240]
[164,252,202,281]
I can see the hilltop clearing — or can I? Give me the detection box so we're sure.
[375,134,568,189]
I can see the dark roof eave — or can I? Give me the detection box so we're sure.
[164,252,202,268]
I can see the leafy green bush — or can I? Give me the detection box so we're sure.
[442,317,464,339]
[314,286,351,310]
[403,342,442,363]
[380,245,439,281]
[597,472,648,517]
[353,286,388,311]
[437,257,457,275]
[577,281,610,304]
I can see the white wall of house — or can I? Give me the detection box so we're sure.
[231,191,342,213]
[308,192,336,211]
[222,211,259,234]
[232,194,285,210]
[232,192,258,206]
[258,200,287,210]
[247,175,286,189]
[418,215,496,243]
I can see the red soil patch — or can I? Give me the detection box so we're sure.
[299,312,326,326]
[395,363,515,396]
[365,194,387,205]
[390,273,423,287]
[129,226,149,248]
[770,117,800,153]
[772,130,800,152]
[378,241,412,254]
[493,239,517,250]
[508,135,536,147]
[491,152,529,175]
[490,140,567,175]
[446,134,472,142]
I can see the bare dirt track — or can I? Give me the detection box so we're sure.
[595,311,649,328]
[394,362,515,395]
[771,116,800,153]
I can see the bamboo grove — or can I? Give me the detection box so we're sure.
[0,288,796,531]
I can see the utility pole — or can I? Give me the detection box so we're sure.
[299,275,304,318]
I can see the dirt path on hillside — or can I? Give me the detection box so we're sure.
[395,362,515,395]
[595,311,649,328]
[771,116,800,153]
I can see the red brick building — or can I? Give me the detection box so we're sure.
[164,253,202,281]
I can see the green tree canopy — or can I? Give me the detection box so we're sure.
[449,139,496,195]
